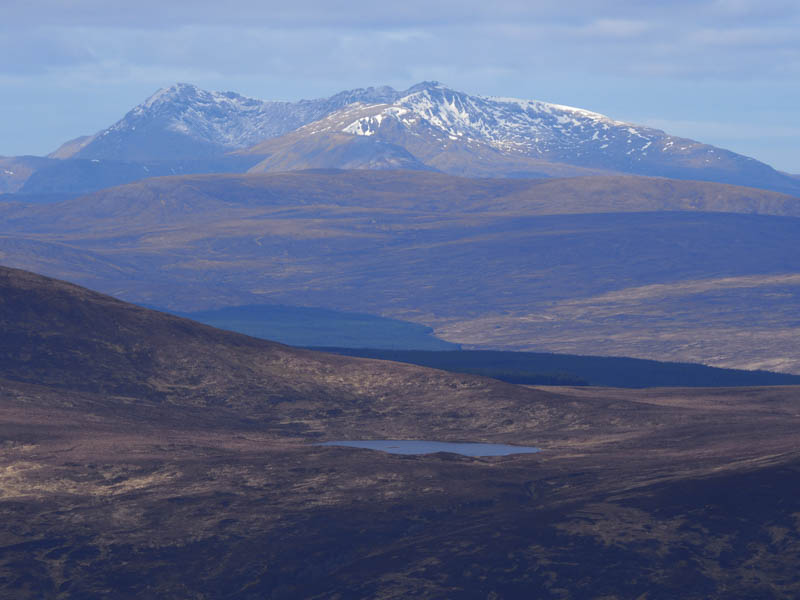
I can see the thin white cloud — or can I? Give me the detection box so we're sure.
[4,0,793,29]
[574,19,651,39]
[710,0,799,19]
[689,26,799,46]
[1,12,797,86]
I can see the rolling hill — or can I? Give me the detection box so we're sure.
[2,265,800,597]
[1,170,798,372]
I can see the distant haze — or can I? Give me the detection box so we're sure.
[1,0,797,173]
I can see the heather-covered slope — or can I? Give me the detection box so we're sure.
[0,265,524,420]
[2,266,800,598]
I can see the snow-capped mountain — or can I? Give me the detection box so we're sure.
[47,81,799,195]
[341,81,658,161]
[64,83,402,161]
[244,82,793,191]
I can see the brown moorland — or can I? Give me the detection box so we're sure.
[1,266,800,598]
[1,170,798,372]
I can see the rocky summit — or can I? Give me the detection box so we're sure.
[36,81,800,195]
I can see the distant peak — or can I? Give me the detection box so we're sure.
[170,82,199,91]
[406,81,448,94]
[324,85,401,106]
[141,82,202,109]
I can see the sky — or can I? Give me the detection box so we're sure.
[2,0,798,173]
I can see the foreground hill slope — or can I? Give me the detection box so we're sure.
[2,266,800,598]
[0,265,552,433]
[1,170,798,372]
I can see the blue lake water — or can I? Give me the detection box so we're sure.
[316,440,541,456]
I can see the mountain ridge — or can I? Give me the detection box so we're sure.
[30,81,799,196]
[62,82,404,161]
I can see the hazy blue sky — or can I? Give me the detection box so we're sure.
[2,0,798,172]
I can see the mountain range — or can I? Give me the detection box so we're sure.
[4,77,800,597]
[1,82,799,373]
[4,81,799,196]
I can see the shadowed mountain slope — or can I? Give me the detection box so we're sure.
[17,155,262,195]
[0,265,545,424]
[67,83,401,161]
[2,266,800,598]
[0,156,57,194]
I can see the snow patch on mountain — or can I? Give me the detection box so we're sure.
[111,83,293,149]
[65,79,798,196]
[317,83,743,174]
[333,84,683,163]
[75,83,404,160]
[341,107,411,137]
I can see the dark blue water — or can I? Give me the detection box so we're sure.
[316,440,541,456]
